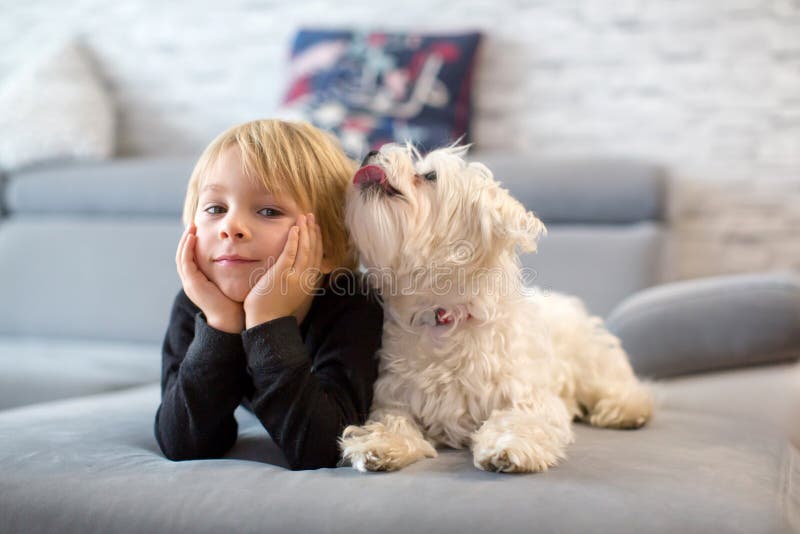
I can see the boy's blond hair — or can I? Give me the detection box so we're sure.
[183,119,358,272]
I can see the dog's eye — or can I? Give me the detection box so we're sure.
[423,171,437,182]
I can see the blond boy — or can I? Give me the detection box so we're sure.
[155,120,383,470]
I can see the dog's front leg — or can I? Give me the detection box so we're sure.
[471,390,575,473]
[339,410,437,472]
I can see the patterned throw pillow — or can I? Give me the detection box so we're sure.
[278,29,482,159]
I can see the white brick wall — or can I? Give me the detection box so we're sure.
[1,0,798,280]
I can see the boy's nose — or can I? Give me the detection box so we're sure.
[220,229,246,239]
[219,217,250,240]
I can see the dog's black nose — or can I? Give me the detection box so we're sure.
[361,150,379,167]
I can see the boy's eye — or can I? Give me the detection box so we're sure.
[204,205,225,214]
[258,208,282,217]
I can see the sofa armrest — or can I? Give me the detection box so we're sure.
[606,272,800,379]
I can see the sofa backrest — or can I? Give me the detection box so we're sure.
[0,155,666,344]
[472,154,666,316]
[0,159,191,344]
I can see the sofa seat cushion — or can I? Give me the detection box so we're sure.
[652,360,800,449]
[0,381,796,533]
[0,336,160,410]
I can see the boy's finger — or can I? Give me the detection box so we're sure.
[276,226,300,274]
[183,237,212,290]
[181,232,199,281]
[294,214,311,271]
[176,225,190,270]
[177,234,194,281]
[178,223,197,271]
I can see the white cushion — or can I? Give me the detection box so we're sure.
[0,39,115,171]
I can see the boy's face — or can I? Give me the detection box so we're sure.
[193,146,306,303]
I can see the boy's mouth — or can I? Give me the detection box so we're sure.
[214,254,258,265]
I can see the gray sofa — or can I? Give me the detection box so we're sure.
[0,155,797,533]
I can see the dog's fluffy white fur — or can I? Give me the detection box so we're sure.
[339,144,653,473]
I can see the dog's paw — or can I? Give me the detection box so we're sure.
[339,423,437,473]
[588,386,653,429]
[339,433,401,472]
[473,437,568,473]
[341,447,400,473]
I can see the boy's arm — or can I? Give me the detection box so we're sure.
[242,290,382,471]
[154,290,249,460]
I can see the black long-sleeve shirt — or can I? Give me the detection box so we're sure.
[154,271,383,470]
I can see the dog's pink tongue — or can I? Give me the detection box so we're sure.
[354,165,386,186]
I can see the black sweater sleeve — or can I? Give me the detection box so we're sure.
[154,290,249,461]
[241,290,382,471]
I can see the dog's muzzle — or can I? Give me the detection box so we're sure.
[353,161,403,197]
[361,150,379,167]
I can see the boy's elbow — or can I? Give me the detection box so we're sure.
[154,412,235,461]
[155,434,197,462]
[159,443,225,462]
[154,425,223,462]
[289,462,337,471]
[287,459,339,471]
[160,446,198,462]
[287,448,341,471]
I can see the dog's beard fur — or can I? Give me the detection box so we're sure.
[341,143,654,474]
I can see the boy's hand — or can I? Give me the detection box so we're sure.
[176,223,245,334]
[243,213,323,329]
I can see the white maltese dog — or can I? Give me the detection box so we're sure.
[339,144,653,473]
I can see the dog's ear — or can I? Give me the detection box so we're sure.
[469,162,547,254]
[491,188,547,253]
